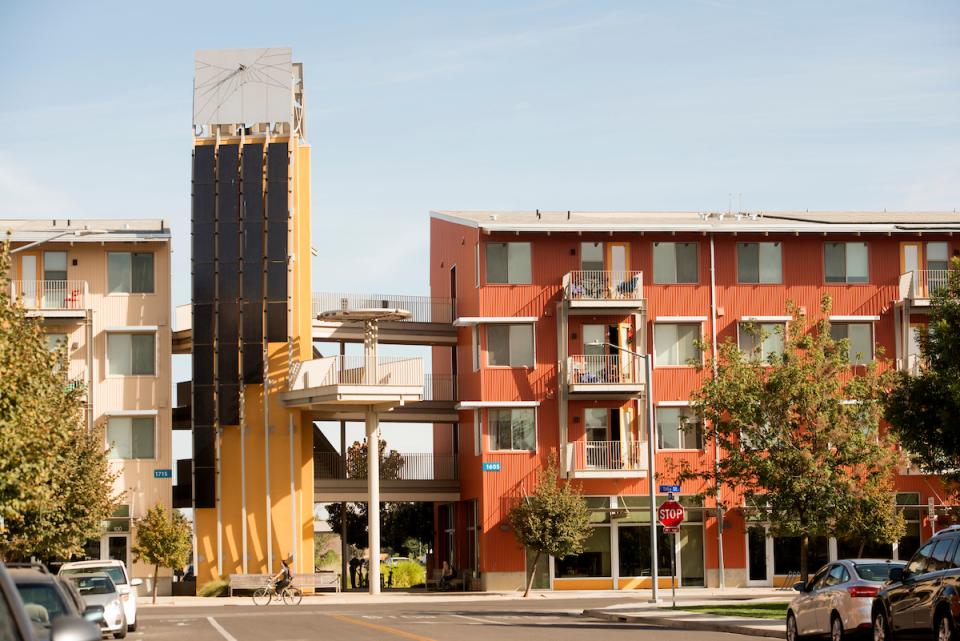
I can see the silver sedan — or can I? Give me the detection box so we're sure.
[786,559,905,641]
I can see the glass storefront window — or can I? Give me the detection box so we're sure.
[773,535,829,575]
[618,525,671,577]
[679,524,705,586]
[555,526,611,578]
[897,493,921,560]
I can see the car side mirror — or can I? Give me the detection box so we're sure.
[130,578,144,587]
[50,615,102,641]
[792,581,805,592]
[82,605,105,623]
[888,567,904,583]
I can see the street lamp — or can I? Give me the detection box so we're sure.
[10,228,110,254]
[586,340,659,602]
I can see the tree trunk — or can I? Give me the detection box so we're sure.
[800,533,809,586]
[152,564,159,604]
[524,551,540,598]
[858,540,866,558]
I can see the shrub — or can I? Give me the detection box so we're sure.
[382,560,425,588]
[198,579,229,597]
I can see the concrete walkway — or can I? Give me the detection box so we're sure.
[583,595,791,639]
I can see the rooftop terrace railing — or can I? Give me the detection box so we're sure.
[290,355,424,390]
[312,292,455,324]
[314,451,458,481]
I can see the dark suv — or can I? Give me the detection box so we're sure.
[872,527,960,640]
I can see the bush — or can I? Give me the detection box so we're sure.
[198,579,229,597]
[383,560,425,588]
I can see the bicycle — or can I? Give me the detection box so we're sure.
[252,579,303,606]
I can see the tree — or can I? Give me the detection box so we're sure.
[345,438,404,480]
[132,504,192,604]
[886,258,960,483]
[508,458,591,597]
[671,298,904,583]
[382,503,433,556]
[0,241,117,561]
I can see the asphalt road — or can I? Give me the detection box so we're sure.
[133,598,761,641]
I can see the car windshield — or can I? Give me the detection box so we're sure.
[854,563,905,582]
[62,567,126,585]
[70,576,115,595]
[15,583,67,627]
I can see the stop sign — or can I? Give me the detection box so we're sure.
[658,500,685,528]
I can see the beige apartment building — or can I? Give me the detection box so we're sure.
[3,219,174,594]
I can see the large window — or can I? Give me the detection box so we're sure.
[654,323,701,366]
[897,493,921,560]
[108,252,155,294]
[737,242,782,284]
[830,323,873,365]
[824,242,868,284]
[555,498,611,578]
[488,408,536,451]
[773,535,829,575]
[653,242,698,284]
[107,333,156,376]
[581,242,604,270]
[486,324,534,367]
[927,242,949,271]
[107,417,155,459]
[485,242,531,284]
[657,407,703,450]
[738,322,785,362]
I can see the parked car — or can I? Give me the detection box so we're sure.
[59,560,141,632]
[871,526,960,640]
[5,563,101,641]
[786,559,905,641]
[64,573,126,639]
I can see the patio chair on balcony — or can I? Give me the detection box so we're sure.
[615,274,641,296]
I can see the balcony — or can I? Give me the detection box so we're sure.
[282,355,424,409]
[571,440,647,478]
[10,280,88,317]
[899,270,951,303]
[312,292,457,346]
[562,271,644,311]
[567,354,644,395]
[314,451,460,502]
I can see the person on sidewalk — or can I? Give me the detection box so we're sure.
[349,557,360,589]
[440,561,456,591]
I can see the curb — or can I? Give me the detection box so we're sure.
[583,608,786,639]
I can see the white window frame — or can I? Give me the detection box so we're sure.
[105,330,158,377]
[106,414,157,460]
[653,321,702,367]
[487,407,537,452]
[655,403,704,451]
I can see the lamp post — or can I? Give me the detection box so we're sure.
[587,340,659,602]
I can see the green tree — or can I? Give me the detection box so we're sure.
[508,458,591,597]
[671,299,904,583]
[132,504,192,604]
[0,241,117,561]
[345,438,404,480]
[382,503,433,556]
[885,258,960,482]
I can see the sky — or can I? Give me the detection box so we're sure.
[2,0,959,456]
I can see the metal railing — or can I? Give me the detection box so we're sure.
[9,280,87,310]
[423,374,458,401]
[900,270,951,300]
[567,354,641,385]
[314,451,458,480]
[313,292,455,323]
[563,271,643,301]
[290,355,424,390]
[573,440,646,471]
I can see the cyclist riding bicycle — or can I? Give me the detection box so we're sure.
[272,555,293,592]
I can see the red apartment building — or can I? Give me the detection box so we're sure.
[429,209,959,591]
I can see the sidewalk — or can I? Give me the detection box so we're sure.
[583,595,790,639]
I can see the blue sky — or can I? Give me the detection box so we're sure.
[2,1,958,454]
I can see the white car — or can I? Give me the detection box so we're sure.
[59,560,142,632]
[64,573,127,638]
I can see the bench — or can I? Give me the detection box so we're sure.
[228,574,271,596]
[227,572,341,596]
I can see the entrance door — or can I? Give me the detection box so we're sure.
[582,325,606,382]
[18,254,39,307]
[584,409,610,468]
[105,534,129,566]
[747,526,773,586]
[607,242,630,295]
[901,242,922,296]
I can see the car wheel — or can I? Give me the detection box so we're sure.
[786,612,802,641]
[127,621,137,632]
[937,611,956,641]
[831,613,844,641]
[114,628,127,639]
[873,609,891,641]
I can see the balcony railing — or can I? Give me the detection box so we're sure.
[567,354,641,385]
[899,270,951,300]
[314,451,458,480]
[563,271,643,302]
[573,440,646,472]
[423,374,457,401]
[313,292,455,324]
[10,280,87,310]
[290,355,424,390]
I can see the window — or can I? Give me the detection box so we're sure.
[107,333,156,375]
[581,242,604,270]
[43,251,67,280]
[654,323,701,366]
[488,408,535,451]
[471,326,480,371]
[107,417,155,459]
[485,242,531,284]
[737,242,782,284]
[653,242,698,284]
[897,493,921,560]
[108,252,155,293]
[657,407,703,450]
[45,333,68,352]
[486,324,534,367]
[930,537,957,572]
[927,242,949,271]
[555,497,611,578]
[830,323,873,365]
[906,541,935,575]
[824,242,868,284]
[738,322,785,362]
